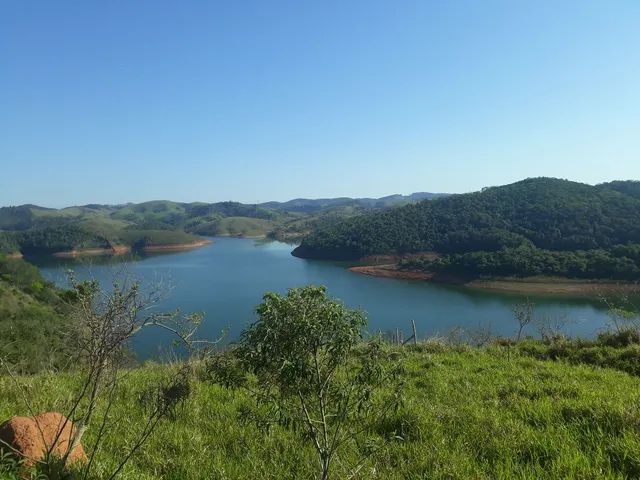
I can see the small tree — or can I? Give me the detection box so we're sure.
[1,269,213,479]
[512,299,535,342]
[598,286,640,333]
[534,314,573,343]
[211,286,403,480]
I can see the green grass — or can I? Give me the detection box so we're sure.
[110,201,187,225]
[2,345,640,479]
[209,217,276,237]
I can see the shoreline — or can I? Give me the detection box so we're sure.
[53,245,131,258]
[349,265,434,280]
[142,239,212,252]
[466,278,638,296]
[348,264,636,296]
[213,234,266,240]
[50,239,212,258]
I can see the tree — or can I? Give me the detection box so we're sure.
[598,285,640,333]
[210,286,404,480]
[512,299,535,342]
[1,270,213,479]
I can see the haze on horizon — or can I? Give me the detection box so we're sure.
[1,1,639,208]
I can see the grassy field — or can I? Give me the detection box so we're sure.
[207,217,276,237]
[2,344,640,479]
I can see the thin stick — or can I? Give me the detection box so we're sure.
[412,319,418,345]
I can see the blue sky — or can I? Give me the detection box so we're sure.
[1,1,639,207]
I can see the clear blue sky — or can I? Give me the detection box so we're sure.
[1,1,639,207]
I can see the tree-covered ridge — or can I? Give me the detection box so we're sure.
[597,180,640,199]
[294,178,640,260]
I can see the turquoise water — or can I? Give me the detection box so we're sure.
[34,237,612,359]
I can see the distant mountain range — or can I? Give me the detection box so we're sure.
[260,192,447,214]
[0,192,445,255]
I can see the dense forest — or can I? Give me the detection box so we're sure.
[294,178,640,280]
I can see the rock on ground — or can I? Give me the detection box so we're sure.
[0,412,87,467]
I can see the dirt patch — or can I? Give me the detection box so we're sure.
[357,252,438,266]
[348,263,635,297]
[142,239,212,252]
[349,265,434,280]
[53,246,131,258]
[467,279,636,296]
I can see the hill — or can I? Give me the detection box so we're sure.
[0,193,443,256]
[261,192,446,214]
[293,178,640,281]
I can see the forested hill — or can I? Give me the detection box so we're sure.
[292,178,640,261]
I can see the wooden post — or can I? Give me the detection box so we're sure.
[395,328,400,346]
[411,319,418,345]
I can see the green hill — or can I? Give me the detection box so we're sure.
[293,178,640,281]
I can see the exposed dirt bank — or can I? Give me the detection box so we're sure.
[357,253,438,266]
[467,278,638,297]
[214,234,266,239]
[51,240,212,257]
[141,239,212,252]
[53,246,131,258]
[349,263,636,297]
[349,265,434,280]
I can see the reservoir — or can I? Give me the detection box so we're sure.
[34,237,613,359]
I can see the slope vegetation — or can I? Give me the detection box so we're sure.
[0,256,71,372]
[2,345,640,479]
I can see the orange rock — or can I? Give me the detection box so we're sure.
[0,412,87,467]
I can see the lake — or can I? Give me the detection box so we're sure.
[33,237,613,359]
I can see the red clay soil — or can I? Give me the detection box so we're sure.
[142,239,212,252]
[0,412,87,468]
[349,265,434,280]
[51,239,212,257]
[52,246,131,257]
[358,252,438,266]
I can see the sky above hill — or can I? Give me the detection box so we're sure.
[1,1,639,207]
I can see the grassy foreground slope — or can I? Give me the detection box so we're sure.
[2,345,640,479]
